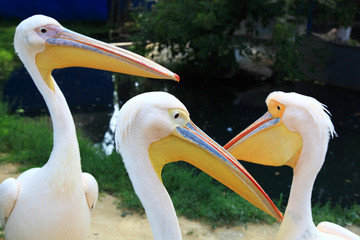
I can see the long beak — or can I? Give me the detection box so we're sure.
[224,112,303,168]
[149,120,283,222]
[35,26,179,91]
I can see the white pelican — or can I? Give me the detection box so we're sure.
[115,91,283,240]
[0,15,178,240]
[224,91,360,240]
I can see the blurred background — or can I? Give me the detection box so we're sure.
[0,0,359,222]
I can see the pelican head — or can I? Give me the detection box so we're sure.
[224,91,336,169]
[116,92,283,222]
[14,15,179,93]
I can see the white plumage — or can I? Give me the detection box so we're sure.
[226,91,359,240]
[0,14,178,240]
[115,91,283,240]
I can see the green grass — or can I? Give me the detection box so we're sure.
[312,202,360,226]
[162,163,278,226]
[0,100,359,228]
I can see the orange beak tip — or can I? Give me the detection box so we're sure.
[175,74,180,82]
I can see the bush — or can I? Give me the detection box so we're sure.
[271,20,305,82]
[0,24,18,89]
[131,0,282,79]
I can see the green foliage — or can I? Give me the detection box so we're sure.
[271,20,305,82]
[316,0,358,28]
[131,0,351,82]
[131,0,282,78]
[335,0,358,27]
[0,24,16,47]
[0,24,19,89]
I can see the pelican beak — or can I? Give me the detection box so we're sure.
[35,25,179,92]
[224,112,303,168]
[149,117,283,222]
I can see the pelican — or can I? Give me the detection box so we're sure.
[0,15,178,240]
[114,91,283,240]
[224,91,360,240]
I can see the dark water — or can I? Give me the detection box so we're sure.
[3,66,360,206]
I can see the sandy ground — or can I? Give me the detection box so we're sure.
[87,194,281,240]
[0,163,359,240]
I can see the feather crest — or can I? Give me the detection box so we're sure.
[266,91,336,138]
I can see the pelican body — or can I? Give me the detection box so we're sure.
[224,91,360,240]
[115,92,283,240]
[0,15,178,240]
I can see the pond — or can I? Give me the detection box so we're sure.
[3,66,360,207]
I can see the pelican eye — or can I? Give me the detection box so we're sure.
[40,28,47,33]
[169,109,189,127]
[277,105,281,111]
